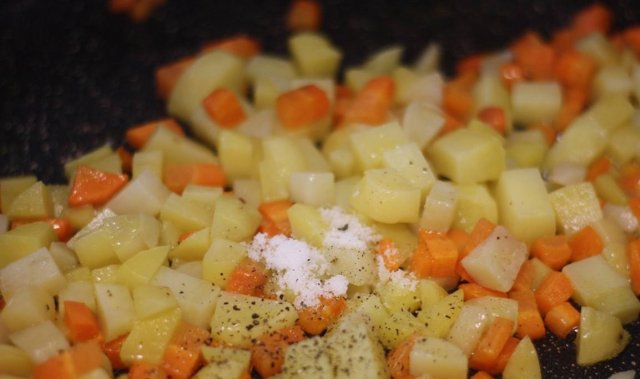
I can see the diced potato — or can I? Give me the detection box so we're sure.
[294,137,332,173]
[544,115,608,169]
[326,313,389,379]
[289,172,335,206]
[143,126,217,166]
[152,267,220,329]
[0,175,37,213]
[447,303,492,356]
[419,180,458,233]
[548,162,587,187]
[0,247,65,300]
[120,307,181,365]
[410,336,467,379]
[73,228,119,269]
[132,285,178,320]
[593,65,632,98]
[416,289,464,338]
[0,221,57,268]
[382,142,436,197]
[363,45,403,75]
[168,50,245,121]
[0,287,55,332]
[169,227,211,261]
[371,222,417,265]
[0,344,33,377]
[473,74,512,131]
[6,181,53,220]
[606,124,640,165]
[400,72,443,106]
[506,130,549,168]
[62,204,96,230]
[502,336,541,379]
[466,296,519,334]
[202,238,248,287]
[49,242,79,273]
[428,126,505,184]
[232,179,263,209]
[345,67,376,92]
[107,213,162,262]
[94,282,135,341]
[349,122,408,171]
[594,174,628,205]
[453,184,498,233]
[414,43,441,74]
[279,337,333,378]
[259,136,307,201]
[117,246,169,287]
[58,280,96,315]
[350,168,421,224]
[160,193,212,232]
[549,182,603,234]
[324,246,377,287]
[495,168,556,244]
[575,32,618,66]
[246,54,297,83]
[9,320,69,364]
[211,195,261,242]
[288,32,342,78]
[345,294,389,337]
[591,286,640,324]
[461,226,528,292]
[63,144,113,179]
[92,264,120,284]
[197,346,252,379]
[288,203,328,248]
[576,306,630,366]
[210,292,297,348]
[401,101,445,150]
[376,278,420,313]
[217,130,258,181]
[586,93,633,132]
[106,170,171,216]
[417,279,448,309]
[511,81,562,125]
[132,150,163,179]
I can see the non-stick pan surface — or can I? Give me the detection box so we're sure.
[1,0,639,377]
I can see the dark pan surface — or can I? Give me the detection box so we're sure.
[1,0,640,377]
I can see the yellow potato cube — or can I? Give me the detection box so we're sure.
[349,122,408,171]
[6,181,53,220]
[202,238,248,287]
[211,195,261,242]
[120,307,181,365]
[453,184,498,234]
[549,182,603,234]
[0,221,57,268]
[117,246,169,288]
[132,285,178,320]
[382,143,436,197]
[288,32,342,78]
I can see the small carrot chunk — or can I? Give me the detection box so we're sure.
[459,283,508,301]
[161,322,210,379]
[544,301,580,338]
[471,371,494,379]
[513,41,556,80]
[155,57,196,100]
[478,106,507,135]
[376,238,402,271]
[586,156,611,182]
[201,35,261,60]
[530,235,572,271]
[443,81,474,122]
[489,337,520,375]
[297,296,346,335]
[618,162,640,197]
[623,26,640,57]
[129,362,168,379]
[258,200,292,237]
[68,166,128,207]
[554,50,597,91]
[125,118,184,149]
[469,317,515,372]
[568,225,603,262]
[342,76,395,126]
[102,334,128,370]
[534,271,574,315]
[630,197,640,222]
[511,259,535,291]
[116,146,133,173]
[627,239,640,296]
[387,334,419,379]
[225,258,267,297]
[571,3,612,37]
[64,301,102,343]
[286,0,322,31]
[202,88,246,128]
[276,84,331,129]
[509,289,546,340]
[251,326,305,378]
[163,163,226,194]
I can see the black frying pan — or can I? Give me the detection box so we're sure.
[1,0,639,377]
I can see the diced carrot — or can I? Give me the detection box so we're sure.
[499,62,525,90]
[34,341,104,379]
[332,84,354,127]
[161,322,211,379]
[251,326,305,378]
[447,228,469,253]
[155,57,196,100]
[510,31,545,53]
[342,76,395,126]
[108,0,135,13]
[202,88,247,128]
[544,301,580,338]
[586,156,611,182]
[68,166,128,207]
[297,296,346,335]
[553,88,587,131]
[376,238,402,271]
[477,106,507,135]
[0,296,4,311]
[513,41,556,81]
[618,162,640,197]
[286,0,322,31]
[258,200,292,237]
[410,236,434,278]
[534,271,574,315]
[443,81,474,122]
[627,239,640,296]
[529,122,556,146]
[424,234,459,278]
[568,225,603,262]
[571,3,612,37]
[469,317,515,372]
[125,118,184,149]
[630,197,640,221]
[163,163,226,194]
[470,371,494,379]
[387,334,419,379]
[117,146,133,173]
[456,53,486,75]
[66,342,107,376]
[488,337,520,375]
[623,26,640,58]
[224,258,267,297]
[64,301,102,343]
[554,50,597,91]
[459,283,508,301]
[509,289,546,340]
[511,259,534,291]
[201,35,261,60]
[551,28,579,52]
[129,362,168,379]
[530,235,572,271]
[276,85,331,129]
[102,334,128,370]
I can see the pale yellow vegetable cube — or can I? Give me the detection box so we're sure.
[591,286,640,324]
[106,170,171,216]
[502,336,542,379]
[371,222,417,265]
[49,242,79,273]
[74,228,119,269]
[447,303,492,356]
[414,43,441,74]
[461,226,528,292]
[401,101,445,150]
[211,195,261,242]
[417,279,448,309]
[0,287,55,332]
[549,182,603,234]
[6,181,53,220]
[593,65,632,98]
[143,126,217,166]
[132,150,163,179]
[246,54,297,83]
[210,292,297,348]
[428,126,505,184]
[63,144,113,179]
[152,267,220,329]
[169,227,211,261]
[294,137,331,172]
[168,50,245,121]
[120,307,181,365]
[606,124,640,165]
[160,193,212,232]
[9,320,69,364]
[132,285,178,320]
[92,264,120,284]
[378,310,426,349]
[279,337,333,378]
[0,247,66,299]
[495,168,556,244]
[0,221,57,268]
[350,168,421,224]
[506,130,549,168]
[0,344,33,377]
[575,32,618,66]
[410,336,467,379]
[594,173,628,205]
[376,278,420,313]
[0,175,37,213]
[104,213,161,262]
[401,72,443,106]
[544,115,608,169]
[392,66,418,105]
[232,179,263,209]
[466,296,519,334]
[289,172,335,206]
[473,73,512,130]
[95,282,135,341]
[198,346,252,379]
[419,180,459,233]
[511,81,562,125]
[576,306,630,366]
[259,136,307,201]
[416,289,464,338]
[218,129,257,181]
[58,280,96,315]
[349,122,408,170]
[117,246,169,288]
[382,142,436,197]
[160,220,181,248]
[363,45,403,75]
[202,238,248,287]
[288,32,342,77]
[345,294,389,336]
[345,67,375,92]
[453,184,498,233]
[586,94,634,132]
[288,203,328,248]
